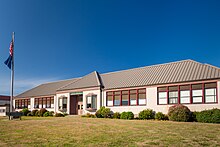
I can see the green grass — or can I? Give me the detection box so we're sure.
[0,116,220,146]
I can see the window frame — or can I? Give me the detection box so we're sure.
[106,88,146,107]
[157,82,218,105]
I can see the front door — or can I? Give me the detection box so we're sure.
[70,95,83,115]
[70,95,77,115]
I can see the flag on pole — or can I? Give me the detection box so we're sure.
[4,40,14,69]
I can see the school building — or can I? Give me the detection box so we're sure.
[14,60,220,115]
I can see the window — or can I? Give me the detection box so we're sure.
[86,95,97,109]
[15,99,30,109]
[106,88,146,106]
[130,90,137,105]
[168,86,178,104]
[180,85,190,104]
[157,82,218,105]
[34,97,54,109]
[122,91,129,106]
[58,96,67,110]
[106,92,113,106]
[114,95,120,106]
[205,83,217,103]
[158,87,167,104]
[138,89,146,105]
[192,84,203,103]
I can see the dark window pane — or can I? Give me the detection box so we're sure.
[130,90,137,94]
[180,85,190,90]
[192,84,202,90]
[114,91,121,95]
[122,90,128,95]
[158,87,167,92]
[205,83,217,89]
[169,86,178,91]
[138,89,146,93]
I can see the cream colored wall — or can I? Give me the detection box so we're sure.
[83,89,101,115]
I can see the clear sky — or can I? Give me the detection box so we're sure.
[0,0,220,95]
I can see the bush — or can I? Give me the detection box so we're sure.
[39,108,47,117]
[155,112,166,120]
[43,111,50,117]
[95,107,112,118]
[139,109,155,120]
[49,111,54,116]
[113,112,121,119]
[120,111,134,120]
[35,111,39,117]
[196,108,220,123]
[81,113,96,118]
[31,109,38,116]
[168,105,191,122]
[21,108,30,116]
[27,112,32,116]
[55,113,64,117]
[189,111,199,122]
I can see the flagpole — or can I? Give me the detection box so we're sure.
[10,32,15,120]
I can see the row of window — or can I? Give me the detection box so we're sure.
[106,89,146,106]
[158,82,217,105]
[34,97,54,108]
[15,99,30,109]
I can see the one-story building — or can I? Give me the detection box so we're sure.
[15,60,220,115]
[0,95,10,116]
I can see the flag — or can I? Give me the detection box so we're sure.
[4,40,14,69]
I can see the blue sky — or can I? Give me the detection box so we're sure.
[0,0,220,95]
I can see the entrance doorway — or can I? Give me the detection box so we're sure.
[70,95,83,115]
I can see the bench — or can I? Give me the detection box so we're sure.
[6,112,24,120]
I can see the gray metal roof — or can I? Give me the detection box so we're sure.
[16,78,79,98]
[100,60,220,89]
[58,71,101,91]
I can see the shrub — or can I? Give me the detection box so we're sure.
[155,112,166,120]
[55,113,64,117]
[139,109,155,120]
[196,108,220,123]
[95,107,112,118]
[35,111,39,117]
[49,111,54,116]
[43,112,50,117]
[113,112,121,119]
[120,111,134,120]
[63,112,68,116]
[31,109,38,116]
[189,111,199,122]
[39,108,47,117]
[168,105,191,122]
[81,113,96,118]
[27,112,32,116]
[21,108,30,116]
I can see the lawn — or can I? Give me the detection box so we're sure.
[0,116,220,146]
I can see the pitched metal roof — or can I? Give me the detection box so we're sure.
[100,60,220,89]
[58,71,101,91]
[16,78,79,98]
[0,95,10,101]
